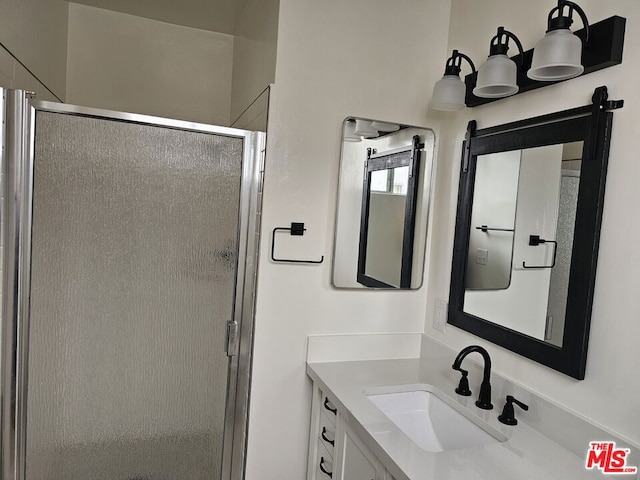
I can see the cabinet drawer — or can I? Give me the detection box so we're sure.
[321,392,338,425]
[319,410,337,454]
[317,441,335,479]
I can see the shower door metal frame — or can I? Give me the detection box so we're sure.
[0,89,265,480]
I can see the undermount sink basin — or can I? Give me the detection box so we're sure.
[366,385,507,452]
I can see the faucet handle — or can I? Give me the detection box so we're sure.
[498,395,529,425]
[452,366,472,396]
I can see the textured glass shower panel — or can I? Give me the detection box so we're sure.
[25,112,243,480]
[547,173,580,347]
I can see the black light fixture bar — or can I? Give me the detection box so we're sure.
[464,15,625,107]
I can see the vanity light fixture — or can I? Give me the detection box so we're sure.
[473,27,524,99]
[343,119,362,142]
[528,0,589,81]
[430,50,476,111]
[371,121,400,132]
[449,5,625,108]
[353,119,379,138]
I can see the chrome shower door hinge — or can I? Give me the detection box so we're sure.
[224,320,238,357]
[225,320,239,357]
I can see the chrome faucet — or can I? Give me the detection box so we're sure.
[452,345,493,410]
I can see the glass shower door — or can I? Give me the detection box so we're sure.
[4,102,261,480]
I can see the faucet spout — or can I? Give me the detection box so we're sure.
[452,345,493,410]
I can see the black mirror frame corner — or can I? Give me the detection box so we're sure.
[447,86,623,380]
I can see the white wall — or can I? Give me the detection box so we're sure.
[0,0,68,100]
[333,137,374,287]
[426,0,640,447]
[245,0,452,478]
[465,150,520,290]
[66,4,234,125]
[230,0,279,125]
[0,46,60,102]
[230,87,270,132]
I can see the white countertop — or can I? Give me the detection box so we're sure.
[307,356,617,480]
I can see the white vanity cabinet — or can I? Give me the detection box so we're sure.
[341,423,385,480]
[307,383,395,480]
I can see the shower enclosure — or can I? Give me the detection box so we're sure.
[0,90,264,480]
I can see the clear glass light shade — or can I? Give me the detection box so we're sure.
[353,119,379,138]
[473,54,519,98]
[429,75,466,111]
[343,120,362,142]
[527,29,584,81]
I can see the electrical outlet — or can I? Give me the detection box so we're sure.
[433,299,448,333]
[476,248,489,265]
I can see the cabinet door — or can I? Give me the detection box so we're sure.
[341,426,384,480]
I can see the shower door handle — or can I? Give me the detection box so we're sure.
[225,320,239,357]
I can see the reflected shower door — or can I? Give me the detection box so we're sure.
[24,111,246,479]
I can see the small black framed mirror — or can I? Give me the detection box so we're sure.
[448,86,623,379]
[357,136,422,288]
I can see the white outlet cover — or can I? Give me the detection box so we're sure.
[433,299,448,333]
[476,248,489,265]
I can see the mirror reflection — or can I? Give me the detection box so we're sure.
[333,118,434,289]
[361,165,411,288]
[449,88,622,379]
[463,141,583,347]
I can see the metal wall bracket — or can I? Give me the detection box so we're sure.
[225,320,239,357]
[476,225,514,233]
[271,222,324,264]
[585,85,624,161]
[462,120,477,173]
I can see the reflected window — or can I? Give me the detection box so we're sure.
[370,170,390,192]
[393,167,409,195]
[370,167,409,195]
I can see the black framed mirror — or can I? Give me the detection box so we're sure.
[357,136,422,288]
[448,86,623,379]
